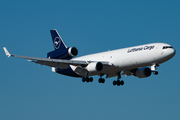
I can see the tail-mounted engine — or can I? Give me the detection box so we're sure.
[134,67,152,78]
[68,47,78,58]
[86,62,103,72]
[47,47,78,59]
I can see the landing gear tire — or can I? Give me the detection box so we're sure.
[153,71,158,75]
[86,77,89,83]
[102,79,105,83]
[113,80,124,86]
[82,77,86,82]
[117,80,121,86]
[89,77,93,82]
[99,78,105,83]
[120,80,124,85]
[113,81,117,86]
[98,78,101,83]
[82,77,93,83]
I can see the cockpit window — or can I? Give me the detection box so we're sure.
[162,46,173,49]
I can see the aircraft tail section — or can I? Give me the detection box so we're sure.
[47,29,78,59]
[50,29,67,51]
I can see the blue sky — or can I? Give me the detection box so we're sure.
[0,0,180,120]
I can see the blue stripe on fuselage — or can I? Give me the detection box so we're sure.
[56,66,82,77]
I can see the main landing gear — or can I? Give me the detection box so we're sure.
[82,77,105,83]
[82,77,93,83]
[113,80,124,86]
[113,72,124,86]
[82,71,93,83]
[98,74,105,83]
[98,78,105,83]
[82,72,125,86]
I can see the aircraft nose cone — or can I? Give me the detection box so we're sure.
[170,48,176,58]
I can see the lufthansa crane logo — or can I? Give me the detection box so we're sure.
[54,37,61,49]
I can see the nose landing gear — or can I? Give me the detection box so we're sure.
[151,64,159,75]
[153,71,158,75]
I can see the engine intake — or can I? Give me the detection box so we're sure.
[86,62,103,72]
[135,67,152,78]
[68,47,78,57]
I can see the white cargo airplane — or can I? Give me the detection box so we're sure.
[3,29,176,86]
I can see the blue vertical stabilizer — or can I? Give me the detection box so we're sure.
[50,29,67,51]
[47,29,78,59]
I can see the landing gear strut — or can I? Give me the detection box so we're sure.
[113,72,124,86]
[98,74,105,83]
[82,71,93,83]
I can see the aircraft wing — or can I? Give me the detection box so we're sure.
[3,47,110,69]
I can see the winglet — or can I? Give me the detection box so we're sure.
[3,47,11,58]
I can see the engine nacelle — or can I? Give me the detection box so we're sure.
[68,47,78,58]
[86,62,103,72]
[135,67,152,78]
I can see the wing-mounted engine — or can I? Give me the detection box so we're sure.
[47,47,78,59]
[86,62,103,72]
[134,67,152,78]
